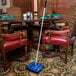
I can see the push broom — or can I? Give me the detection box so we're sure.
[26,0,47,73]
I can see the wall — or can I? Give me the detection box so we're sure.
[0,0,37,13]
[38,0,76,22]
[38,0,52,17]
[0,0,11,12]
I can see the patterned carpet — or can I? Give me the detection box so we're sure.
[0,42,76,76]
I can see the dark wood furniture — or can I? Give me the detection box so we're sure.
[0,19,54,50]
[42,5,76,63]
[0,20,23,33]
[0,23,28,71]
[42,27,75,63]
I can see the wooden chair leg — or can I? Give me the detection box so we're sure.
[71,43,74,56]
[25,46,28,59]
[65,45,69,64]
[42,43,46,57]
[2,49,7,71]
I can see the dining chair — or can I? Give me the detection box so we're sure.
[42,5,76,63]
[0,23,28,71]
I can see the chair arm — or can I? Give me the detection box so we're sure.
[1,32,26,41]
[1,32,26,37]
[44,29,70,36]
[50,29,70,34]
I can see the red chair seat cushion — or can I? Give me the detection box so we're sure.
[3,36,20,41]
[3,38,27,52]
[42,35,68,46]
[50,35,68,46]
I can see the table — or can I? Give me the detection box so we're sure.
[0,18,62,43]
[0,20,35,42]
[0,20,22,33]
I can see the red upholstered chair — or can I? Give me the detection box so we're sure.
[42,26,76,63]
[42,4,76,63]
[0,25,28,71]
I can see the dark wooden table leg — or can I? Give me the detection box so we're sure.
[26,22,34,48]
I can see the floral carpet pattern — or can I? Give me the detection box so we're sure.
[0,42,76,76]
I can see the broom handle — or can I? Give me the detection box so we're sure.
[35,0,47,64]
